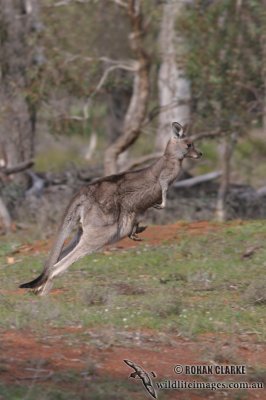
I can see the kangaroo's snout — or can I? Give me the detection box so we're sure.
[195,151,203,159]
[185,147,203,160]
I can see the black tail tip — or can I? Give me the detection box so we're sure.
[19,282,32,289]
[19,272,46,290]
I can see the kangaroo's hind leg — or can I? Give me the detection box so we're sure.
[19,204,81,294]
[39,224,117,295]
[58,226,83,262]
[24,227,83,296]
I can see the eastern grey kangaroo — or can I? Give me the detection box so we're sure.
[20,122,202,295]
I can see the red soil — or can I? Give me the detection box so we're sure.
[0,329,265,399]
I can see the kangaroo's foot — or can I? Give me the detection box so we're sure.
[32,279,54,296]
[128,224,147,241]
[153,202,165,209]
[128,233,143,241]
[20,271,53,296]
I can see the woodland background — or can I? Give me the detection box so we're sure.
[0,3,266,400]
[0,0,265,234]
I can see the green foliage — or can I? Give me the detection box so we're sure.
[37,1,162,140]
[179,0,264,132]
[41,2,132,96]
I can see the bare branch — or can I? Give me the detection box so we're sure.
[52,0,89,6]
[92,63,137,97]
[174,171,222,188]
[59,59,137,122]
[190,130,222,142]
[99,57,136,68]
[125,152,162,170]
[62,53,136,70]
[56,48,137,124]
[142,100,189,127]
[53,0,72,5]
[110,0,127,9]
[1,160,34,175]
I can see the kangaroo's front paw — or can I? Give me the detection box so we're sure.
[153,203,164,209]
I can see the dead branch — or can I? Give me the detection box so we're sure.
[60,55,137,122]
[190,130,222,142]
[92,64,136,97]
[110,0,127,9]
[142,100,188,127]
[62,53,136,70]
[174,171,222,189]
[1,160,34,175]
[53,0,88,6]
[125,152,162,170]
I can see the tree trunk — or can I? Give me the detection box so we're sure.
[106,83,132,144]
[0,0,40,184]
[215,134,237,222]
[262,29,266,134]
[105,83,132,168]
[104,0,150,175]
[155,0,191,152]
[0,196,12,233]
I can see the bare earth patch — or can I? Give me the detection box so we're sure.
[13,221,224,254]
[111,221,223,250]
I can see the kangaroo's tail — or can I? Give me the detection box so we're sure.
[19,195,82,295]
[19,272,47,289]
[19,271,53,295]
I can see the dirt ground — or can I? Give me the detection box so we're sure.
[12,220,229,254]
[0,328,265,399]
[0,221,265,400]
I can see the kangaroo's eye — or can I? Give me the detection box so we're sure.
[187,143,192,148]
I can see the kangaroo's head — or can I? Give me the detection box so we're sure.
[165,122,203,161]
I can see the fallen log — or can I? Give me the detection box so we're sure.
[174,171,222,188]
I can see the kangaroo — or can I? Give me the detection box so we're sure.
[20,122,202,295]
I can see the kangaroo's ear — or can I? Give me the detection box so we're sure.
[172,122,185,138]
